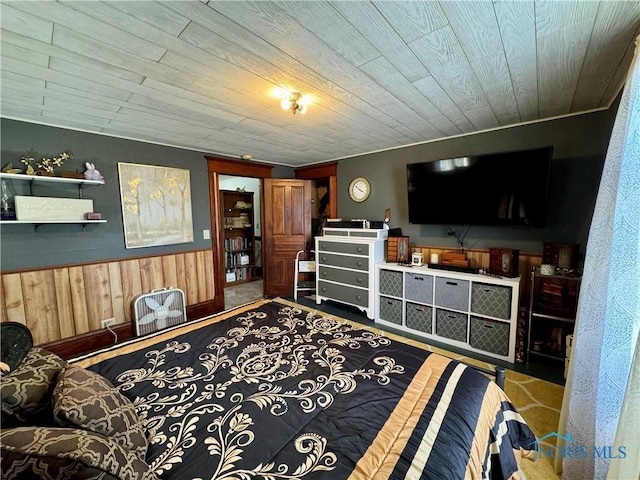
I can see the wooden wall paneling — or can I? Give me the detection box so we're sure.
[203,250,215,299]
[68,266,90,334]
[1,249,219,350]
[162,254,179,292]
[174,253,188,301]
[82,264,113,332]
[119,259,142,323]
[195,250,208,302]
[1,273,26,324]
[108,262,126,324]
[53,268,75,338]
[139,256,165,292]
[21,270,60,345]
[184,251,199,304]
[466,250,483,268]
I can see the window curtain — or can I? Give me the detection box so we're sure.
[555,35,640,479]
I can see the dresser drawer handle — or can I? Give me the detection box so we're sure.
[446,281,458,286]
[483,323,495,329]
[322,271,328,277]
[356,247,363,253]
[386,301,393,305]
[356,261,363,267]
[415,307,425,312]
[356,277,363,283]
[321,244,327,250]
[446,314,457,319]
[483,288,496,293]
[414,276,424,281]
[321,256,327,262]
[356,295,362,301]
[321,287,327,293]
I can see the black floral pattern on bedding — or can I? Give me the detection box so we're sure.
[88,303,425,479]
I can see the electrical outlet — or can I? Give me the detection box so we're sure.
[101,318,116,328]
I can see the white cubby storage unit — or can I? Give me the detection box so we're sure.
[375,263,520,363]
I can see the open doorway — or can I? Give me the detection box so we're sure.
[295,162,337,245]
[206,156,273,313]
[219,175,263,310]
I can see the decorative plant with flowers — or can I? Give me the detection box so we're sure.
[20,151,71,175]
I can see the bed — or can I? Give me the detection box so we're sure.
[2,298,535,480]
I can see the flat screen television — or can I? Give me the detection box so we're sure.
[406,146,553,227]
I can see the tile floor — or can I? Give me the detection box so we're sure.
[224,279,264,310]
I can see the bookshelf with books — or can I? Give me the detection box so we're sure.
[221,190,255,286]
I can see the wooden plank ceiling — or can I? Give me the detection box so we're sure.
[1,1,639,166]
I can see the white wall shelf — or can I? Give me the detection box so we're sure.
[0,172,104,186]
[1,172,106,229]
[0,172,104,199]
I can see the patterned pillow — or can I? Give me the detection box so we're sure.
[52,365,148,458]
[0,426,157,480]
[1,347,67,427]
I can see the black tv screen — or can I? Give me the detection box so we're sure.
[407,146,553,227]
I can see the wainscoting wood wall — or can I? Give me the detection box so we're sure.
[1,244,543,356]
[1,249,216,346]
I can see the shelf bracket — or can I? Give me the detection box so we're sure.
[32,223,93,232]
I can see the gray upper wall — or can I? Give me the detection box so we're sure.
[1,104,616,271]
[337,107,617,256]
[0,119,292,271]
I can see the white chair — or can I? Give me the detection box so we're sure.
[294,250,316,300]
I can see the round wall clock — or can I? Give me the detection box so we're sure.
[348,177,371,202]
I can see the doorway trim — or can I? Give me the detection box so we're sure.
[206,156,273,310]
[294,162,338,218]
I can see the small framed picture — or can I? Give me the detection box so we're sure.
[397,236,410,263]
[387,236,410,263]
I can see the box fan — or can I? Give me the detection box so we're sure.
[133,287,187,336]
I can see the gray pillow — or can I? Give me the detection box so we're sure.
[1,347,67,427]
[0,426,157,480]
[52,365,148,459]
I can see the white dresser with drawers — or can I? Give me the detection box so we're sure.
[315,228,387,319]
[375,263,520,362]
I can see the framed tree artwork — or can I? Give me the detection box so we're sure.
[118,162,194,248]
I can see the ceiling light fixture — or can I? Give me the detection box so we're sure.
[280,92,308,115]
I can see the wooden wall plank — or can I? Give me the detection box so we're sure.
[1,273,26,324]
[82,264,113,332]
[68,266,90,334]
[21,270,60,345]
[203,249,215,299]
[120,259,142,323]
[196,250,207,302]
[174,253,188,300]
[108,262,126,325]
[53,268,75,338]
[162,254,179,291]
[184,252,199,304]
[140,256,165,292]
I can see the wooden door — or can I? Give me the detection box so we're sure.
[263,179,311,297]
